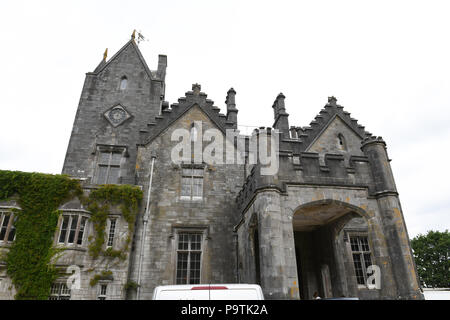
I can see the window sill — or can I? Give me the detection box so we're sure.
[55,244,87,252]
[179,197,203,203]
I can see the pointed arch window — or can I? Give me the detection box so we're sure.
[190,124,198,142]
[120,76,128,90]
[337,133,346,151]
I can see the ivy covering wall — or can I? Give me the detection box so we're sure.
[0,170,143,300]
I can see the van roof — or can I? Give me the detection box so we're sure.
[154,284,261,290]
[152,284,264,300]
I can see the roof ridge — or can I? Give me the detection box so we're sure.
[90,39,154,80]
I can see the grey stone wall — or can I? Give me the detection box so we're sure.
[129,104,245,299]
[62,40,165,185]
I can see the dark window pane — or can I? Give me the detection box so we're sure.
[7,219,16,242]
[0,214,10,241]
[363,253,372,269]
[77,217,87,245]
[107,219,116,247]
[59,216,69,243]
[189,252,201,284]
[68,216,78,244]
[176,252,188,284]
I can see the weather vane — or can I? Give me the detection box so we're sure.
[136,30,146,45]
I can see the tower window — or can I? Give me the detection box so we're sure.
[96,151,122,184]
[120,76,128,90]
[337,134,346,151]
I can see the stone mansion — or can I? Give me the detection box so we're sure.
[0,32,423,300]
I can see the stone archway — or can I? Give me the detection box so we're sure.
[292,200,371,299]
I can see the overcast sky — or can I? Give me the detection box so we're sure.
[0,0,449,238]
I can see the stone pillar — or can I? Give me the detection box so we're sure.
[255,190,297,299]
[362,136,423,299]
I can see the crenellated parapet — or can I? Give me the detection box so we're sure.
[236,149,378,213]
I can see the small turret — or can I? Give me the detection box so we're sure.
[226,88,238,129]
[272,93,290,139]
[361,136,397,194]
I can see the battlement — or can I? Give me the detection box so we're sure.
[236,151,376,213]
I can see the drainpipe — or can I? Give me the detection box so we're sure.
[136,152,156,300]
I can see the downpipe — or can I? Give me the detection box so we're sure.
[136,153,156,300]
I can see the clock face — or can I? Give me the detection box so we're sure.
[104,104,131,127]
[109,108,126,123]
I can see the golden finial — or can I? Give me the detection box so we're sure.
[103,48,108,61]
[131,29,136,40]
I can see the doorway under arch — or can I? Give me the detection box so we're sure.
[292,200,373,299]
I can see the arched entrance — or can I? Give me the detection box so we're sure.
[292,200,371,299]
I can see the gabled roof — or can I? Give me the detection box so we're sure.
[89,39,154,80]
[293,97,373,152]
[139,84,235,146]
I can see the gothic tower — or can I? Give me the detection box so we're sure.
[62,32,167,185]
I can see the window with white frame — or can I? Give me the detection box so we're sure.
[107,218,117,248]
[349,235,373,286]
[98,284,108,300]
[0,211,17,243]
[180,167,204,200]
[49,282,71,300]
[96,150,122,184]
[58,214,88,246]
[175,232,203,284]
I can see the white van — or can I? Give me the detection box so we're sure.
[152,284,264,300]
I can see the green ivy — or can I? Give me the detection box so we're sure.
[82,184,143,259]
[0,170,143,299]
[0,170,82,300]
[89,270,113,287]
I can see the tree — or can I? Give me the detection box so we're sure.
[411,230,450,288]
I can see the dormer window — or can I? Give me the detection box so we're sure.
[120,76,128,90]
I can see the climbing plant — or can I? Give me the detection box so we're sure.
[82,184,143,260]
[0,170,143,299]
[0,170,82,300]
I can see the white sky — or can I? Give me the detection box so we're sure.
[0,0,449,238]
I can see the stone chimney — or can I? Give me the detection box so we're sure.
[272,93,289,139]
[226,88,238,129]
